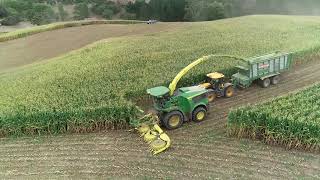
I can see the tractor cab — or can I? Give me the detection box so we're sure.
[199,72,235,102]
[204,72,226,90]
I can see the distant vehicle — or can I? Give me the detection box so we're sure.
[147,20,158,24]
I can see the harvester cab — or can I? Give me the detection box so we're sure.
[200,72,235,102]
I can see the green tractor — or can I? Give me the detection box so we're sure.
[147,86,211,130]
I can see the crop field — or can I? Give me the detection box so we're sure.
[2,15,320,137]
[1,60,320,178]
[228,83,320,151]
[0,22,182,72]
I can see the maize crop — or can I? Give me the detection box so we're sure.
[1,15,320,137]
[228,83,320,151]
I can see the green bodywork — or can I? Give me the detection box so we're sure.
[232,52,292,88]
[147,86,209,121]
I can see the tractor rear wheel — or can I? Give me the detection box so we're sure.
[260,78,270,88]
[162,111,184,130]
[192,107,207,122]
[224,86,235,98]
[271,75,280,85]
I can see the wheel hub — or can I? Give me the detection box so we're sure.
[169,115,180,127]
[196,111,205,121]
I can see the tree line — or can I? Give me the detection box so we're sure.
[0,0,233,26]
[126,0,231,21]
[1,0,320,26]
[0,0,126,25]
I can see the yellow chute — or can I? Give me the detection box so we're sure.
[168,54,247,95]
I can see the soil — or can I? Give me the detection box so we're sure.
[0,59,320,179]
[0,23,186,73]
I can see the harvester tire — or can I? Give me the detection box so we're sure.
[271,75,280,85]
[260,78,270,88]
[224,86,234,98]
[192,107,207,122]
[162,111,184,130]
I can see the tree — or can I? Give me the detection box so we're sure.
[0,5,8,18]
[1,6,20,25]
[184,0,225,21]
[74,2,88,20]
[26,3,55,25]
[1,14,19,25]
[58,3,68,21]
[102,8,113,19]
[201,1,225,21]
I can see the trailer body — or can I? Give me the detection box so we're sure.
[232,52,292,88]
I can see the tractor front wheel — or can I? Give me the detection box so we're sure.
[192,107,207,122]
[207,92,217,103]
[162,111,184,130]
[224,86,235,98]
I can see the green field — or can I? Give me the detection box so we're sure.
[228,83,320,151]
[2,15,320,136]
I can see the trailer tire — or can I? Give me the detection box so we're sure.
[192,106,207,122]
[260,78,270,88]
[271,75,280,85]
[162,111,184,130]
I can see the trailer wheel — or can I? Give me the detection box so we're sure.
[260,78,270,88]
[162,111,184,130]
[192,107,207,122]
[271,75,280,85]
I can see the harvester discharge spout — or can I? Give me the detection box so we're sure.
[168,54,246,96]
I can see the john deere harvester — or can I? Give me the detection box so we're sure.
[147,85,211,130]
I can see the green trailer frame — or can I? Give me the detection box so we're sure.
[232,52,293,88]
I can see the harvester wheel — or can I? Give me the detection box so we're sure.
[192,107,207,122]
[224,86,234,98]
[260,78,270,88]
[162,111,184,130]
[271,75,280,85]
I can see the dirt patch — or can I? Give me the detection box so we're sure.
[0,60,320,179]
[0,23,186,73]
